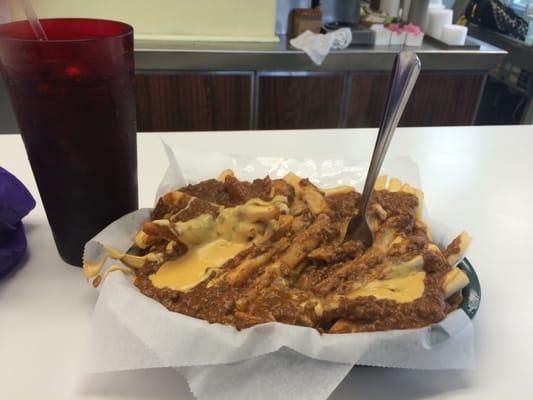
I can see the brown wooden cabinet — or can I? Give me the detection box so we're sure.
[346,72,485,128]
[134,71,485,132]
[135,73,252,132]
[257,74,345,130]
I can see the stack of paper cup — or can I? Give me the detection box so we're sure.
[440,24,468,45]
[427,8,453,39]
[429,0,444,7]
[423,0,445,31]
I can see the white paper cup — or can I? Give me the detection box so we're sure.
[427,8,453,39]
[441,24,468,45]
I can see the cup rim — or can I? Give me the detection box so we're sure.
[0,18,133,44]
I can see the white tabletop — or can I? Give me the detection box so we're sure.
[1,126,532,399]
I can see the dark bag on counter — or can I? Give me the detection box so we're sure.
[465,0,527,40]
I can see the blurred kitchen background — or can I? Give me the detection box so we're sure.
[0,0,532,132]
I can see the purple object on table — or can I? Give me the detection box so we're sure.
[0,222,27,277]
[0,166,35,276]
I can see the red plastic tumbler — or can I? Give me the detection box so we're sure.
[0,19,138,266]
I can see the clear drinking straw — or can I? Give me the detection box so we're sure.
[19,0,48,40]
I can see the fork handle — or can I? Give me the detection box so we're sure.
[358,51,421,217]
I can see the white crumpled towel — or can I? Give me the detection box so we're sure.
[290,28,352,65]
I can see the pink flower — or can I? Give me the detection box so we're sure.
[404,23,421,35]
[387,23,402,33]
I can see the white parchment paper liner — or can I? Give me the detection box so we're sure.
[82,143,475,400]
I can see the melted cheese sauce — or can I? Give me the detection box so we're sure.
[149,196,288,291]
[83,254,108,280]
[83,244,157,283]
[350,271,426,303]
[150,239,248,291]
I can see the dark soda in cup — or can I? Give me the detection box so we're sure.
[0,19,138,266]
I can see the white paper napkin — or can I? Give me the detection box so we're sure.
[180,348,353,400]
[290,28,352,65]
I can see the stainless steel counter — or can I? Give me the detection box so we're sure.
[0,34,507,133]
[135,35,506,72]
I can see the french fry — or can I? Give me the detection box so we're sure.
[375,175,388,190]
[443,268,470,299]
[388,177,403,192]
[444,231,471,266]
